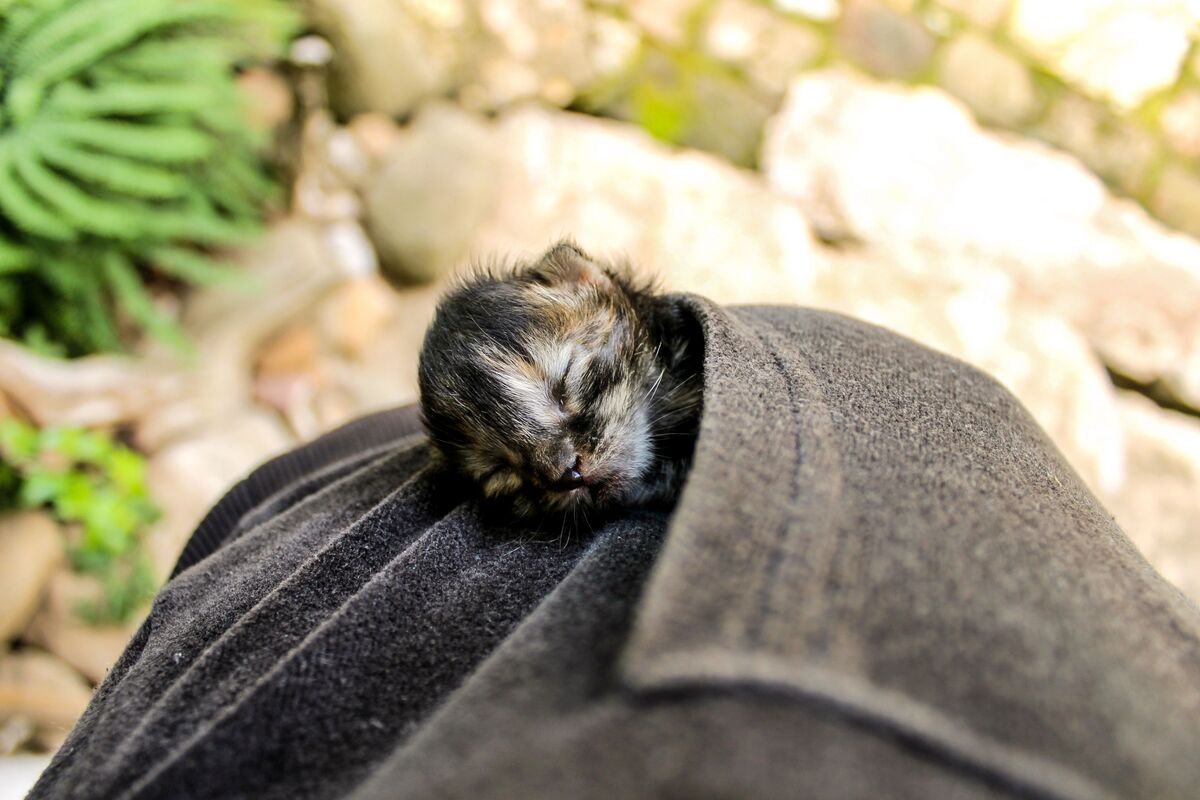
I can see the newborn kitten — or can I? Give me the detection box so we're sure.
[418,242,702,520]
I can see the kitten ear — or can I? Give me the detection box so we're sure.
[527,242,613,289]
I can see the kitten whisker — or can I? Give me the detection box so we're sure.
[652,374,700,403]
[644,367,666,404]
[647,401,702,427]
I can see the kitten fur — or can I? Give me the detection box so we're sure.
[418,241,703,521]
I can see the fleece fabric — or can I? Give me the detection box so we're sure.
[28,300,1200,800]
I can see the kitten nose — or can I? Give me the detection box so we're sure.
[556,455,586,488]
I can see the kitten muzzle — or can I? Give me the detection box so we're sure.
[548,454,586,490]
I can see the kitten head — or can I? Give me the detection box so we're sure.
[418,242,662,518]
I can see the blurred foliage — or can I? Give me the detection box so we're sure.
[0,0,298,357]
[0,417,159,624]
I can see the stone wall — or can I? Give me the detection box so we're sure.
[308,0,1200,237]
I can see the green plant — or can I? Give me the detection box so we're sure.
[0,0,297,356]
[575,43,773,168]
[0,417,160,624]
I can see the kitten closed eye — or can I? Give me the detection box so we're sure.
[417,241,703,522]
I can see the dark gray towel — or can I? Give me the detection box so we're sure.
[29,300,1200,800]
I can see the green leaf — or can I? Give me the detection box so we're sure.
[47,119,216,163]
[81,487,139,555]
[52,470,95,520]
[71,265,123,351]
[144,205,257,245]
[150,246,239,286]
[632,81,690,145]
[105,447,146,493]
[98,37,237,78]
[20,468,67,508]
[0,418,39,462]
[61,427,111,463]
[18,1,232,85]
[13,140,143,238]
[0,236,35,274]
[46,80,219,117]
[20,323,71,358]
[37,138,191,199]
[13,0,131,70]
[0,147,80,241]
[0,413,163,624]
[104,251,190,353]
[0,0,294,356]
[0,0,76,55]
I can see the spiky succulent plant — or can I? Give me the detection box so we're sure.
[0,0,296,355]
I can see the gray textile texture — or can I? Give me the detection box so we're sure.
[29,300,1200,800]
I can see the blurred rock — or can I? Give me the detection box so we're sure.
[473,106,823,303]
[24,578,139,686]
[471,0,592,108]
[145,411,294,576]
[33,723,69,752]
[22,567,145,685]
[1106,394,1200,602]
[0,513,64,643]
[703,0,824,96]
[237,68,294,131]
[255,325,324,432]
[310,0,597,117]
[256,373,321,441]
[364,105,500,284]
[290,34,335,68]
[294,182,361,223]
[324,128,371,189]
[347,113,403,163]
[0,714,34,755]
[937,34,1038,126]
[587,11,642,78]
[837,0,935,79]
[0,649,92,747]
[328,283,442,416]
[934,0,1009,27]
[681,65,777,167]
[306,0,462,118]
[774,0,840,21]
[628,0,699,45]
[294,112,363,222]
[763,69,1200,412]
[312,386,360,434]
[0,342,184,430]
[258,325,323,379]
[1161,90,1200,158]
[137,220,349,451]
[1033,93,1156,197]
[1151,165,1200,240]
[581,46,776,167]
[323,221,379,279]
[255,323,330,440]
[318,277,397,360]
[1009,0,1195,110]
